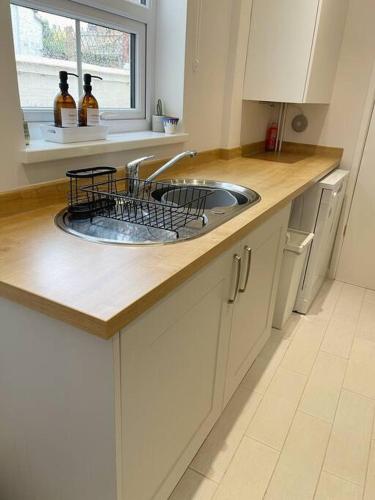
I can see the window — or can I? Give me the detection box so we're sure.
[10,0,149,125]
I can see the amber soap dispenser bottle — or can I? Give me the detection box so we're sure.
[78,73,102,127]
[54,71,78,128]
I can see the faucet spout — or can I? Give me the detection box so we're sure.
[145,151,197,183]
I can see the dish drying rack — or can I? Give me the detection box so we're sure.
[66,167,213,238]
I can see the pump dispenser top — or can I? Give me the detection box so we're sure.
[58,71,78,91]
[78,73,102,127]
[83,73,102,91]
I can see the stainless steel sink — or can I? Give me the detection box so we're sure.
[55,180,261,245]
[153,180,253,208]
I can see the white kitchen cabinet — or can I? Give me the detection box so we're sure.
[0,298,118,500]
[116,204,290,500]
[243,0,348,103]
[223,205,290,402]
[117,252,231,500]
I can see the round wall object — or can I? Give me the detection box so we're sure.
[291,114,308,133]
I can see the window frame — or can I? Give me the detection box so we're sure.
[11,0,153,129]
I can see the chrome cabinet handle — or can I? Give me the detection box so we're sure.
[239,246,252,293]
[228,254,242,304]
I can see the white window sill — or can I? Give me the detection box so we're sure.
[21,131,189,164]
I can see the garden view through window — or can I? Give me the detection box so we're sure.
[11,4,134,111]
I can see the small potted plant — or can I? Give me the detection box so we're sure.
[152,99,166,132]
[162,117,179,134]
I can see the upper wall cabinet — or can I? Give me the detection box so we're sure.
[243,0,349,104]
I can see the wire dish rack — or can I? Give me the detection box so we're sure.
[66,167,213,238]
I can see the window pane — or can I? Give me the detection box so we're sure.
[11,5,78,108]
[80,22,132,109]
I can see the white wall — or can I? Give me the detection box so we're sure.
[154,0,187,121]
[184,0,272,150]
[10,0,374,192]
[0,0,25,190]
[0,0,263,191]
[183,0,233,151]
[336,97,375,288]
[241,101,277,146]
[0,0,188,190]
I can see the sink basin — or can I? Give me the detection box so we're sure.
[152,180,257,208]
[160,187,238,210]
[55,179,261,245]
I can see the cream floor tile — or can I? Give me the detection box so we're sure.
[190,387,262,482]
[240,336,290,395]
[246,395,296,451]
[168,468,217,500]
[324,389,375,485]
[246,368,307,450]
[364,439,375,500]
[264,411,331,500]
[213,437,279,500]
[356,298,375,343]
[315,472,362,500]
[321,316,358,359]
[308,279,343,320]
[344,338,375,399]
[280,317,327,375]
[320,283,364,359]
[266,367,307,404]
[299,351,347,422]
[330,283,365,322]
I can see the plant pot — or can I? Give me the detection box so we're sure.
[152,115,165,133]
[162,117,179,135]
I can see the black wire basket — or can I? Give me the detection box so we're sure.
[66,167,213,237]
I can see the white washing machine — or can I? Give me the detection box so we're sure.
[289,169,349,314]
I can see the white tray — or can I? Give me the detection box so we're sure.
[41,124,109,144]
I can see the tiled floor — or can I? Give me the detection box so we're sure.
[169,280,375,499]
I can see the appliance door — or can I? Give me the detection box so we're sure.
[289,169,348,233]
[294,179,346,314]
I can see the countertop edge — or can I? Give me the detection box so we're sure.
[0,281,111,340]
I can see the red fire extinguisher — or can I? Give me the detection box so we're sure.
[265,122,278,151]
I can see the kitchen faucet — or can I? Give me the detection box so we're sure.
[126,151,197,194]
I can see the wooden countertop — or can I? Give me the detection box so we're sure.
[0,153,341,339]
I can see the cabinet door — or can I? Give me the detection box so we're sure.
[117,253,230,500]
[243,0,319,103]
[224,207,289,402]
[304,0,349,103]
